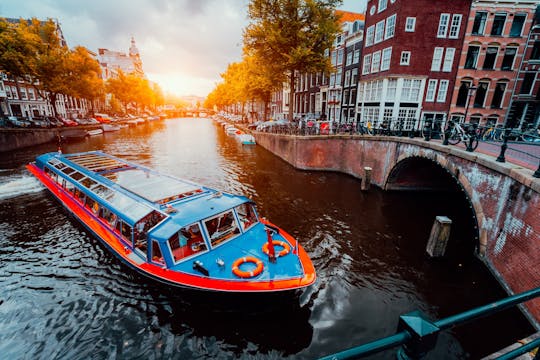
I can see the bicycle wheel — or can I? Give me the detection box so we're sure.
[470,136,479,150]
[444,128,461,145]
[482,129,493,141]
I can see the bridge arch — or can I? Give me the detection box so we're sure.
[383,155,485,255]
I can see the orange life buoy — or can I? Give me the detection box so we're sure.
[262,240,290,257]
[232,256,264,278]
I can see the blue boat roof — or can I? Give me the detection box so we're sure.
[35,151,252,231]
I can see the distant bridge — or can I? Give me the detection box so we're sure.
[254,132,540,328]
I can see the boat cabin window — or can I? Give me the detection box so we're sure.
[73,188,85,204]
[168,222,207,263]
[44,166,58,182]
[70,171,84,181]
[63,179,76,194]
[151,240,164,265]
[85,196,100,215]
[235,203,258,231]
[80,177,97,189]
[120,221,132,243]
[101,207,117,227]
[204,210,240,248]
[60,166,75,176]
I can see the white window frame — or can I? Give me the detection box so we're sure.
[449,14,462,39]
[385,14,396,40]
[425,79,438,102]
[366,26,375,47]
[437,13,450,38]
[346,51,353,66]
[371,51,381,73]
[375,20,385,44]
[362,54,372,75]
[431,47,444,71]
[405,17,416,32]
[442,48,455,72]
[378,0,388,13]
[353,49,360,64]
[437,80,449,103]
[400,51,411,65]
[381,47,392,71]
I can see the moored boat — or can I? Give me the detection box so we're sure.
[237,133,256,145]
[86,128,104,136]
[102,124,121,132]
[59,129,87,142]
[27,151,316,292]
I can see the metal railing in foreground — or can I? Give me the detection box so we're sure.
[319,286,540,360]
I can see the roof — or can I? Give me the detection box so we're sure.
[335,10,365,23]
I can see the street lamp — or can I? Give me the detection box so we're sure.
[464,85,477,152]
[463,85,477,124]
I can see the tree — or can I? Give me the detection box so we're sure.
[244,0,342,121]
[68,46,105,114]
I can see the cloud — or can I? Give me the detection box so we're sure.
[1,0,365,97]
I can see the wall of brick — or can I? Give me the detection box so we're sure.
[255,132,540,328]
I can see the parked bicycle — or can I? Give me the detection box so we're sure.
[480,125,504,141]
[443,120,479,150]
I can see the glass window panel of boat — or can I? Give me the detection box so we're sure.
[54,162,66,170]
[105,191,152,221]
[92,184,114,199]
[121,222,132,242]
[48,158,60,167]
[113,169,201,203]
[168,224,207,263]
[70,171,85,181]
[205,211,240,248]
[79,177,98,189]
[235,203,258,231]
[151,240,165,265]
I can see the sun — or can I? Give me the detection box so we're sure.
[146,72,210,97]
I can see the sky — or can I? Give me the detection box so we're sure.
[0,0,367,98]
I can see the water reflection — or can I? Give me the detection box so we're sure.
[0,117,533,360]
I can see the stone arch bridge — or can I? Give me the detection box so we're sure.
[254,132,540,327]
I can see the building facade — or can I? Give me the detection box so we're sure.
[448,0,538,127]
[98,37,145,80]
[505,6,540,129]
[340,20,364,124]
[358,0,471,132]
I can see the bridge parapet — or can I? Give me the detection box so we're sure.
[254,132,540,328]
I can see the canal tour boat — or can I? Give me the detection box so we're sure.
[27,151,316,292]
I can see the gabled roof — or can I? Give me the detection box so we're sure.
[335,10,365,23]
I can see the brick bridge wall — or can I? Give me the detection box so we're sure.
[254,132,540,327]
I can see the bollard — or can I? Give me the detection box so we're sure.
[426,216,452,257]
[496,128,510,163]
[361,167,372,191]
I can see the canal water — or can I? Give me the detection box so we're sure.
[0,118,533,359]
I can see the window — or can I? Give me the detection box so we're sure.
[400,51,411,65]
[378,0,387,12]
[235,203,258,231]
[531,41,540,60]
[401,79,422,102]
[151,240,164,264]
[205,210,239,247]
[5,86,11,98]
[337,48,344,65]
[437,80,449,102]
[344,70,351,87]
[28,88,35,100]
[456,81,472,107]
[491,13,506,36]
[472,12,487,35]
[501,47,517,70]
[168,223,207,263]
[371,51,381,73]
[385,14,396,39]
[510,14,526,37]
[336,68,342,85]
[11,86,18,99]
[381,47,392,71]
[520,73,536,95]
[346,51,353,66]
[474,82,489,108]
[366,25,375,46]
[442,48,455,72]
[363,54,372,74]
[387,79,397,100]
[350,88,357,105]
[464,45,480,69]
[449,14,462,38]
[437,13,450,38]
[331,50,337,65]
[353,49,360,63]
[405,17,416,32]
[20,88,27,100]
[483,47,498,70]
[351,68,358,84]
[491,82,506,108]
[375,20,385,43]
[431,47,444,71]
[426,79,438,102]
[343,89,350,105]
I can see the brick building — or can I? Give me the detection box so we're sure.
[505,6,540,129]
[448,0,538,127]
[357,0,471,132]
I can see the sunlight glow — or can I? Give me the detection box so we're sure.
[146,72,211,97]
